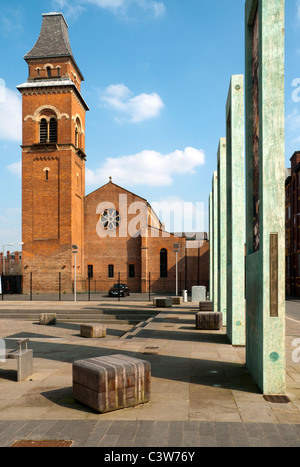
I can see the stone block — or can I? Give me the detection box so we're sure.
[39,313,57,325]
[153,298,173,308]
[195,312,223,330]
[199,301,213,312]
[73,354,151,413]
[80,324,106,338]
[171,296,183,305]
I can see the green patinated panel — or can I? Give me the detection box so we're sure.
[212,171,219,312]
[226,75,245,346]
[209,192,213,301]
[245,0,286,395]
[217,138,227,324]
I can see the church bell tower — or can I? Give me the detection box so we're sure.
[17,12,89,293]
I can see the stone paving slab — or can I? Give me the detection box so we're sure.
[0,299,299,447]
[0,420,299,447]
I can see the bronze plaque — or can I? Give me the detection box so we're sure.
[270,233,279,317]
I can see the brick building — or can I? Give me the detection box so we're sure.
[17,12,209,295]
[285,151,300,297]
[0,251,22,276]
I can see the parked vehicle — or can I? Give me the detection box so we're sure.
[108,284,130,297]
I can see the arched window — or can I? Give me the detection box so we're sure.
[39,116,57,143]
[46,67,51,78]
[49,118,57,143]
[75,127,79,148]
[160,248,168,278]
[43,167,50,181]
[75,117,82,149]
[39,118,48,143]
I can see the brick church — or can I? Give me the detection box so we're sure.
[17,12,209,295]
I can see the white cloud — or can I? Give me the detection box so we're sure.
[99,83,164,123]
[86,147,205,187]
[7,159,21,178]
[52,0,165,19]
[52,0,85,18]
[86,0,165,18]
[297,0,300,20]
[0,86,22,142]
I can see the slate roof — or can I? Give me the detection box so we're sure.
[24,12,84,80]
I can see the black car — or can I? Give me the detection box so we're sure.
[108,284,130,297]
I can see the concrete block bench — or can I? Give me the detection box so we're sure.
[171,296,183,305]
[39,313,57,325]
[73,354,151,413]
[5,339,33,382]
[199,301,213,312]
[153,298,173,308]
[80,324,106,338]
[196,312,223,330]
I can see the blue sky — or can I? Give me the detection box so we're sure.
[0,0,299,251]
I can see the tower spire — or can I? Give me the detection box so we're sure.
[24,12,84,81]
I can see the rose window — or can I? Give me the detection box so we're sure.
[100,209,120,230]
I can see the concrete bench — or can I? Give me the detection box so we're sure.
[196,312,223,331]
[153,298,173,308]
[73,354,151,414]
[39,313,57,325]
[171,296,183,305]
[5,339,33,382]
[199,301,213,312]
[80,324,106,338]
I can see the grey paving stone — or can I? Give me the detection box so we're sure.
[245,422,265,439]
[132,437,150,447]
[167,434,183,447]
[8,421,41,442]
[65,421,99,447]
[198,436,217,447]
[198,422,215,437]
[265,436,291,448]
[0,421,30,446]
[118,421,140,442]
[41,420,72,440]
[23,420,57,440]
[184,421,199,432]
[83,421,113,447]
[250,437,270,447]
[116,440,134,447]
[98,434,120,447]
[107,420,127,435]
[228,423,249,441]
[183,430,201,447]
[277,424,300,442]
[148,422,170,446]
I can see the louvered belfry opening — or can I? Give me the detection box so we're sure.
[39,118,48,143]
[49,117,57,143]
[39,116,57,143]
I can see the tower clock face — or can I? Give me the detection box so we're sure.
[99,209,120,230]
